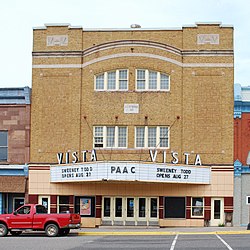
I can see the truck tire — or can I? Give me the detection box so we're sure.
[10,231,22,236]
[0,223,8,237]
[45,224,59,237]
[59,228,70,236]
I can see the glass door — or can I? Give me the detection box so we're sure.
[114,197,124,225]
[211,198,224,226]
[38,196,50,213]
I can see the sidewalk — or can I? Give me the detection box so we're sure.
[73,226,250,236]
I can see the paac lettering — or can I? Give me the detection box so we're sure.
[110,166,135,174]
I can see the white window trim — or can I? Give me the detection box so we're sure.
[94,126,128,148]
[135,126,169,149]
[136,69,170,91]
[191,197,204,218]
[95,69,128,91]
[246,196,250,205]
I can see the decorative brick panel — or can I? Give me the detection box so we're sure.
[96,195,102,218]
[224,197,233,213]
[204,197,211,220]
[28,194,38,204]
[69,195,74,213]
[50,195,57,213]
[159,196,164,219]
[186,197,191,219]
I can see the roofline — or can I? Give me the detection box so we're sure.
[33,22,233,31]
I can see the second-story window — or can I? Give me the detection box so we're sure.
[0,131,8,161]
[95,70,128,91]
[136,69,170,91]
[94,126,127,148]
[135,126,169,148]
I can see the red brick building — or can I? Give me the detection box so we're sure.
[0,87,30,213]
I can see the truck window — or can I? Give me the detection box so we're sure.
[16,206,31,214]
[36,205,48,214]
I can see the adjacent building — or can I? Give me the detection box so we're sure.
[0,87,30,213]
[29,23,234,227]
[234,83,250,226]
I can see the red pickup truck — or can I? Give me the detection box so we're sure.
[0,204,81,237]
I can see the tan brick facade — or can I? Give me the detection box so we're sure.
[30,23,234,227]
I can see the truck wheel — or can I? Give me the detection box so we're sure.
[10,231,22,236]
[45,224,59,237]
[59,228,70,236]
[0,224,8,237]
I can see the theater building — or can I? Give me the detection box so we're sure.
[234,84,250,226]
[0,87,30,213]
[29,22,234,227]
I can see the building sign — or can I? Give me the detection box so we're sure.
[56,149,202,166]
[51,162,210,184]
[47,35,68,46]
[124,104,139,114]
[197,34,219,45]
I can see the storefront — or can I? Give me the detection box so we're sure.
[29,154,233,227]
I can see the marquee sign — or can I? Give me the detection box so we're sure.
[50,162,211,184]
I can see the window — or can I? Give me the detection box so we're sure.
[135,126,169,148]
[94,127,103,148]
[164,197,185,218]
[0,131,8,161]
[191,197,204,217]
[119,70,128,90]
[75,196,95,217]
[94,126,127,148]
[13,197,25,211]
[137,70,146,90]
[16,205,31,215]
[136,69,170,91]
[107,71,116,90]
[150,198,158,218]
[95,70,128,91]
[58,196,70,213]
[118,127,127,147]
[149,71,157,90]
[36,205,48,214]
[103,197,111,217]
[95,74,104,90]
[106,127,115,147]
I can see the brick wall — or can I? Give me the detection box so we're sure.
[0,105,30,164]
[31,23,234,165]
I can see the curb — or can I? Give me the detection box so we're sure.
[77,231,250,236]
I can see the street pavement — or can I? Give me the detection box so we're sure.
[73,226,250,236]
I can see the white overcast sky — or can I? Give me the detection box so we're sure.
[0,0,249,88]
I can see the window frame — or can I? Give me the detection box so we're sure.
[57,195,70,213]
[135,126,169,149]
[95,69,128,91]
[136,69,170,91]
[0,131,8,161]
[74,196,96,217]
[93,126,128,149]
[191,197,204,218]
